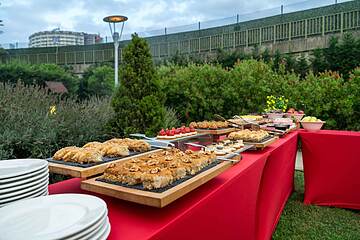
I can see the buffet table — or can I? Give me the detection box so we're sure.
[49,132,299,240]
[299,130,360,210]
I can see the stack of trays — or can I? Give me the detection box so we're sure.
[0,159,49,207]
[0,194,111,240]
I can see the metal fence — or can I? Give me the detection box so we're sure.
[3,0,360,65]
[0,0,353,49]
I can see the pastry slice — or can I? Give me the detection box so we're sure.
[71,148,102,163]
[53,146,79,160]
[141,167,174,190]
[101,144,129,157]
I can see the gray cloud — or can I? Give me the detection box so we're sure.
[0,0,340,44]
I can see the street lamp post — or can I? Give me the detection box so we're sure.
[103,15,128,87]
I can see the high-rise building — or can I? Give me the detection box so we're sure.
[29,29,101,48]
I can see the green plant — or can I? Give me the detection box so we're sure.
[265,95,289,113]
[111,33,165,136]
[78,65,115,99]
[0,61,78,94]
[162,107,181,129]
[0,82,113,160]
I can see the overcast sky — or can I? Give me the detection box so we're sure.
[0,0,343,44]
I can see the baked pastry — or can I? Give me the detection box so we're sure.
[102,148,216,190]
[228,129,269,142]
[53,146,80,161]
[104,138,151,152]
[190,121,229,129]
[101,143,129,157]
[52,147,102,163]
[71,148,102,163]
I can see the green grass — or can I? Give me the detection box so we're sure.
[273,171,360,240]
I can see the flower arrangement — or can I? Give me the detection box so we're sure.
[265,95,288,113]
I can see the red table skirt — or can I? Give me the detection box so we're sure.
[300,130,360,210]
[49,132,299,240]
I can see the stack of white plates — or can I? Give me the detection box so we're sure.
[0,194,110,240]
[0,159,49,207]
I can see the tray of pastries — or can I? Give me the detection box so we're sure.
[47,138,161,178]
[189,121,235,135]
[228,130,278,149]
[205,140,245,156]
[81,148,233,207]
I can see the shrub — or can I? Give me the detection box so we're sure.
[159,60,359,131]
[0,82,113,160]
[0,62,78,93]
[78,65,115,100]
[111,33,165,136]
[159,63,228,123]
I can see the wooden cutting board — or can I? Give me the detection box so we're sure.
[48,149,162,179]
[81,160,232,208]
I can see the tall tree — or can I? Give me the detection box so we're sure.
[311,48,327,74]
[110,33,165,136]
[272,50,282,72]
[295,54,309,79]
[262,48,271,63]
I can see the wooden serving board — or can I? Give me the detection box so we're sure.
[244,136,278,150]
[81,161,232,208]
[195,128,236,135]
[48,149,162,179]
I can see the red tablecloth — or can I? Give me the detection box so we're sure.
[49,132,298,240]
[300,130,360,210]
[255,132,298,240]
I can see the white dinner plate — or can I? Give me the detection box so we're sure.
[0,187,48,208]
[0,194,107,240]
[66,209,107,240]
[0,178,48,200]
[0,170,49,192]
[0,166,48,184]
[84,218,110,240]
[0,159,48,180]
[100,221,111,240]
[0,180,48,203]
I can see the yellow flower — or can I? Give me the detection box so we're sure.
[49,105,56,115]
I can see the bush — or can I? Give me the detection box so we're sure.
[159,64,228,122]
[158,60,359,131]
[111,33,165,136]
[0,82,113,160]
[0,62,78,94]
[78,65,115,100]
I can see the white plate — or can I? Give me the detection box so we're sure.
[99,221,111,240]
[67,210,107,240]
[0,159,48,180]
[0,194,107,240]
[0,170,49,191]
[0,188,48,208]
[0,177,48,200]
[0,180,48,204]
[0,166,48,184]
[84,219,110,240]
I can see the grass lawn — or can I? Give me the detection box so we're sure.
[273,171,360,240]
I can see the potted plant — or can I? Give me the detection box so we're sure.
[264,95,288,119]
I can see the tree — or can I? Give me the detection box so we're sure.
[251,45,260,60]
[336,33,359,79]
[262,48,271,63]
[272,50,282,72]
[78,65,114,99]
[284,54,296,73]
[311,48,327,74]
[295,54,309,79]
[110,33,165,136]
[0,62,78,93]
